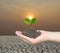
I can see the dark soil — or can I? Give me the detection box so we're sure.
[22,28,41,38]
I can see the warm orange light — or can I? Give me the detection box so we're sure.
[28,16,33,20]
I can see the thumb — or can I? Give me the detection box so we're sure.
[37,30,44,33]
[15,31,22,36]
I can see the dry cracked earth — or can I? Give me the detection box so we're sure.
[0,36,60,53]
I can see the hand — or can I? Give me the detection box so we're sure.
[34,30,48,44]
[15,30,48,45]
[15,31,35,45]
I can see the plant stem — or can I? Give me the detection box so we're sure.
[31,22,33,28]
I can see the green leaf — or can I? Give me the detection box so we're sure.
[31,18,36,25]
[24,18,31,25]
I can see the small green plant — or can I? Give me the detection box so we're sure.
[24,17,37,26]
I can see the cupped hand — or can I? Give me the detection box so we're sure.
[15,30,48,45]
[34,30,48,44]
[15,31,35,45]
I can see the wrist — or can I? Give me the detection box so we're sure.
[44,31,53,41]
[46,31,60,42]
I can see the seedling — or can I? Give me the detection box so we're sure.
[24,16,37,26]
[22,16,41,38]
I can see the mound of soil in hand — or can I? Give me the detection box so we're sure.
[22,28,41,38]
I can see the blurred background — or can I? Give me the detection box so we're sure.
[0,0,60,35]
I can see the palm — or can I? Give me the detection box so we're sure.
[34,30,48,44]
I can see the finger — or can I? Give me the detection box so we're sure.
[15,31,28,39]
[15,31,22,35]
[15,31,29,41]
[15,31,35,43]
[37,30,44,32]
[15,31,30,44]
[21,37,32,44]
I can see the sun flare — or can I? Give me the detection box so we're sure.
[28,16,33,20]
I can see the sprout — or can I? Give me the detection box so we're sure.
[24,17,37,26]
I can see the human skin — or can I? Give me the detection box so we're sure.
[15,30,60,45]
[15,31,35,45]
[46,31,60,42]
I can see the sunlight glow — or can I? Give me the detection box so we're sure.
[28,16,33,20]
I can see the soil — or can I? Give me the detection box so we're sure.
[22,28,41,38]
